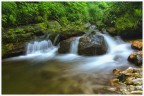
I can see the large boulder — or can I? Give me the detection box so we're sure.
[78,34,107,56]
[128,51,142,66]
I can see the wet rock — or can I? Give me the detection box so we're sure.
[125,77,133,85]
[117,74,126,82]
[128,51,142,66]
[111,67,142,95]
[58,37,75,54]
[110,79,119,86]
[131,41,142,50]
[78,34,107,56]
[129,85,135,91]
[58,33,108,56]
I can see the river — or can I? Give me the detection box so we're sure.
[2,32,136,94]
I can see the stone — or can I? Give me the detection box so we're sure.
[129,85,135,91]
[58,37,75,54]
[110,79,119,86]
[78,34,107,56]
[131,41,142,50]
[110,67,142,95]
[125,77,133,85]
[58,33,108,56]
[128,51,142,66]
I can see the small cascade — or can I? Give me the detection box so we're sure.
[53,34,59,45]
[26,40,54,54]
[76,32,134,71]
[101,33,117,53]
[70,37,81,54]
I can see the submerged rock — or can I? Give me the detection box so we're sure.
[128,51,142,66]
[78,34,107,56]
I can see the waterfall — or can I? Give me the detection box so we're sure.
[101,33,117,53]
[70,37,81,54]
[26,40,54,54]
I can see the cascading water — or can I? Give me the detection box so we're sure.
[100,33,117,53]
[76,32,134,72]
[26,40,54,54]
[70,37,81,54]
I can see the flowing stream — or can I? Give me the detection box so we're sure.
[2,32,136,94]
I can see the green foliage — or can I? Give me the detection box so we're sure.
[2,2,17,27]
[107,2,142,33]
[2,2,142,37]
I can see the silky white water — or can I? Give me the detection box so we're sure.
[26,40,54,54]
[70,37,81,54]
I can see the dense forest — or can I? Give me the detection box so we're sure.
[2,2,142,34]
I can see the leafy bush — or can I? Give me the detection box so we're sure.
[2,2,142,38]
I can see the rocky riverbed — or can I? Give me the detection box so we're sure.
[110,40,143,95]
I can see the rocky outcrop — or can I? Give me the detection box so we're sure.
[111,67,142,95]
[128,51,142,66]
[131,41,142,50]
[78,34,107,56]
